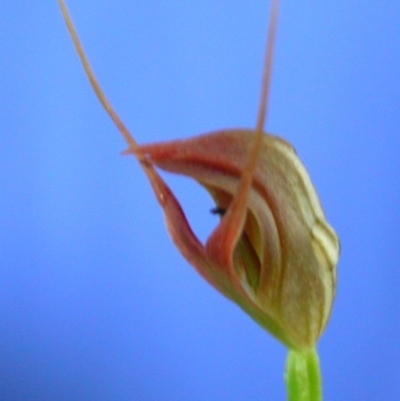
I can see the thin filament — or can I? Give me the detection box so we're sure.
[246,0,280,185]
[256,0,280,136]
[58,0,138,151]
[222,0,280,229]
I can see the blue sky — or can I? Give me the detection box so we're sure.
[1,1,400,400]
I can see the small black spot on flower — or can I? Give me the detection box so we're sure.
[210,206,226,216]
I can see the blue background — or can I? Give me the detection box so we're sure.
[1,1,399,400]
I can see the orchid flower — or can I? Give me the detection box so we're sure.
[59,1,340,400]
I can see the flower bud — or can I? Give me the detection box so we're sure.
[136,129,340,350]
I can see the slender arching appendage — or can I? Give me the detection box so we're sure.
[59,0,175,203]
[59,0,213,277]
[206,0,280,268]
[58,0,138,152]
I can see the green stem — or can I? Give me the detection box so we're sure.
[285,347,323,401]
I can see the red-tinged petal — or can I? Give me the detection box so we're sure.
[138,162,212,285]
[137,161,243,302]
